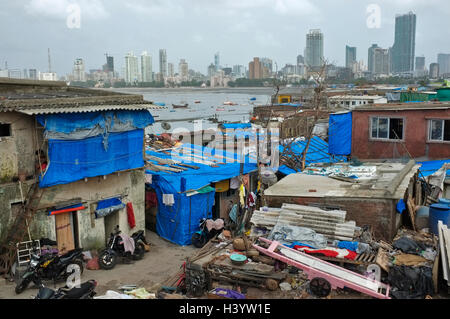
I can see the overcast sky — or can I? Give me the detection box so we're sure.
[1,0,450,76]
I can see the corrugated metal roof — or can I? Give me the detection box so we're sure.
[14,104,166,115]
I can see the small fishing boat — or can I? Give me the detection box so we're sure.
[223,101,237,106]
[172,103,189,108]
[154,102,166,106]
[216,107,226,111]
[250,97,257,101]
[194,100,201,104]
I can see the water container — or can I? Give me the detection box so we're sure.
[415,206,430,230]
[439,198,450,205]
[429,203,450,235]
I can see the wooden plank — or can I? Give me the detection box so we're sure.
[407,196,417,231]
[55,212,75,255]
[438,221,449,282]
[376,248,390,273]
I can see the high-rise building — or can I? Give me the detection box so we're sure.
[168,63,174,78]
[345,46,357,69]
[214,52,220,72]
[104,55,114,73]
[159,49,167,79]
[437,53,450,75]
[140,51,153,82]
[368,44,380,74]
[29,69,38,80]
[260,58,273,78]
[249,57,262,79]
[305,29,324,69]
[178,59,189,81]
[297,55,305,65]
[207,63,216,78]
[391,12,416,73]
[372,48,390,75]
[232,65,245,78]
[415,56,425,71]
[73,58,86,82]
[124,52,139,84]
[429,63,440,78]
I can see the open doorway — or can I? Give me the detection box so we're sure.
[104,210,120,245]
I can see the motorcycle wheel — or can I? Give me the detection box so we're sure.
[132,243,145,260]
[15,277,31,294]
[98,251,117,270]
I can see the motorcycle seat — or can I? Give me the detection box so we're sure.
[61,281,95,299]
[60,249,83,263]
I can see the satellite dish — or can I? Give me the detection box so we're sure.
[161,122,171,131]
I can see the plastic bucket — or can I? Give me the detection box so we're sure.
[429,203,450,235]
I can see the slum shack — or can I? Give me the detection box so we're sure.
[144,142,258,246]
[263,161,420,242]
[0,78,160,275]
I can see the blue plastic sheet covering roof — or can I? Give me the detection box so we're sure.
[146,143,258,193]
[221,123,252,130]
[417,159,450,177]
[37,110,154,134]
[95,197,125,218]
[39,129,145,188]
[146,143,258,245]
[278,136,347,175]
[328,112,352,156]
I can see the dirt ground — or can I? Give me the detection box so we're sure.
[0,231,196,299]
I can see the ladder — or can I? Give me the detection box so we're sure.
[0,181,44,278]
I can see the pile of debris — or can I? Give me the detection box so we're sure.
[146,133,182,150]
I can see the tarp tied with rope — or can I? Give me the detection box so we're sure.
[38,110,153,188]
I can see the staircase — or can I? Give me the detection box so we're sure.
[0,181,44,278]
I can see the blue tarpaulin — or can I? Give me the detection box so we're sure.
[37,110,154,134]
[95,197,125,218]
[146,143,257,245]
[328,112,352,156]
[417,159,450,177]
[278,136,347,175]
[221,123,252,130]
[40,129,145,188]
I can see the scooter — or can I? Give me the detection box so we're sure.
[98,225,148,270]
[191,218,224,248]
[15,248,85,294]
[35,280,97,299]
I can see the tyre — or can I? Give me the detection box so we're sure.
[309,277,332,298]
[132,243,145,260]
[98,251,117,270]
[15,277,31,294]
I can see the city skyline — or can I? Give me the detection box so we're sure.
[1,1,450,77]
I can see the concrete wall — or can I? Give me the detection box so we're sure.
[0,170,146,251]
[36,169,146,250]
[352,108,450,160]
[0,112,36,183]
[264,195,399,242]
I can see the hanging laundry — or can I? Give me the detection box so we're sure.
[239,185,246,207]
[162,194,175,206]
[127,202,136,229]
[247,192,256,207]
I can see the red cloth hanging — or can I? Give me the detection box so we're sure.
[127,202,136,229]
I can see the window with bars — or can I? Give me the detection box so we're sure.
[370,117,404,140]
[428,119,450,142]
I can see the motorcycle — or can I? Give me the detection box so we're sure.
[191,218,224,248]
[35,280,97,299]
[15,248,85,294]
[98,225,148,270]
